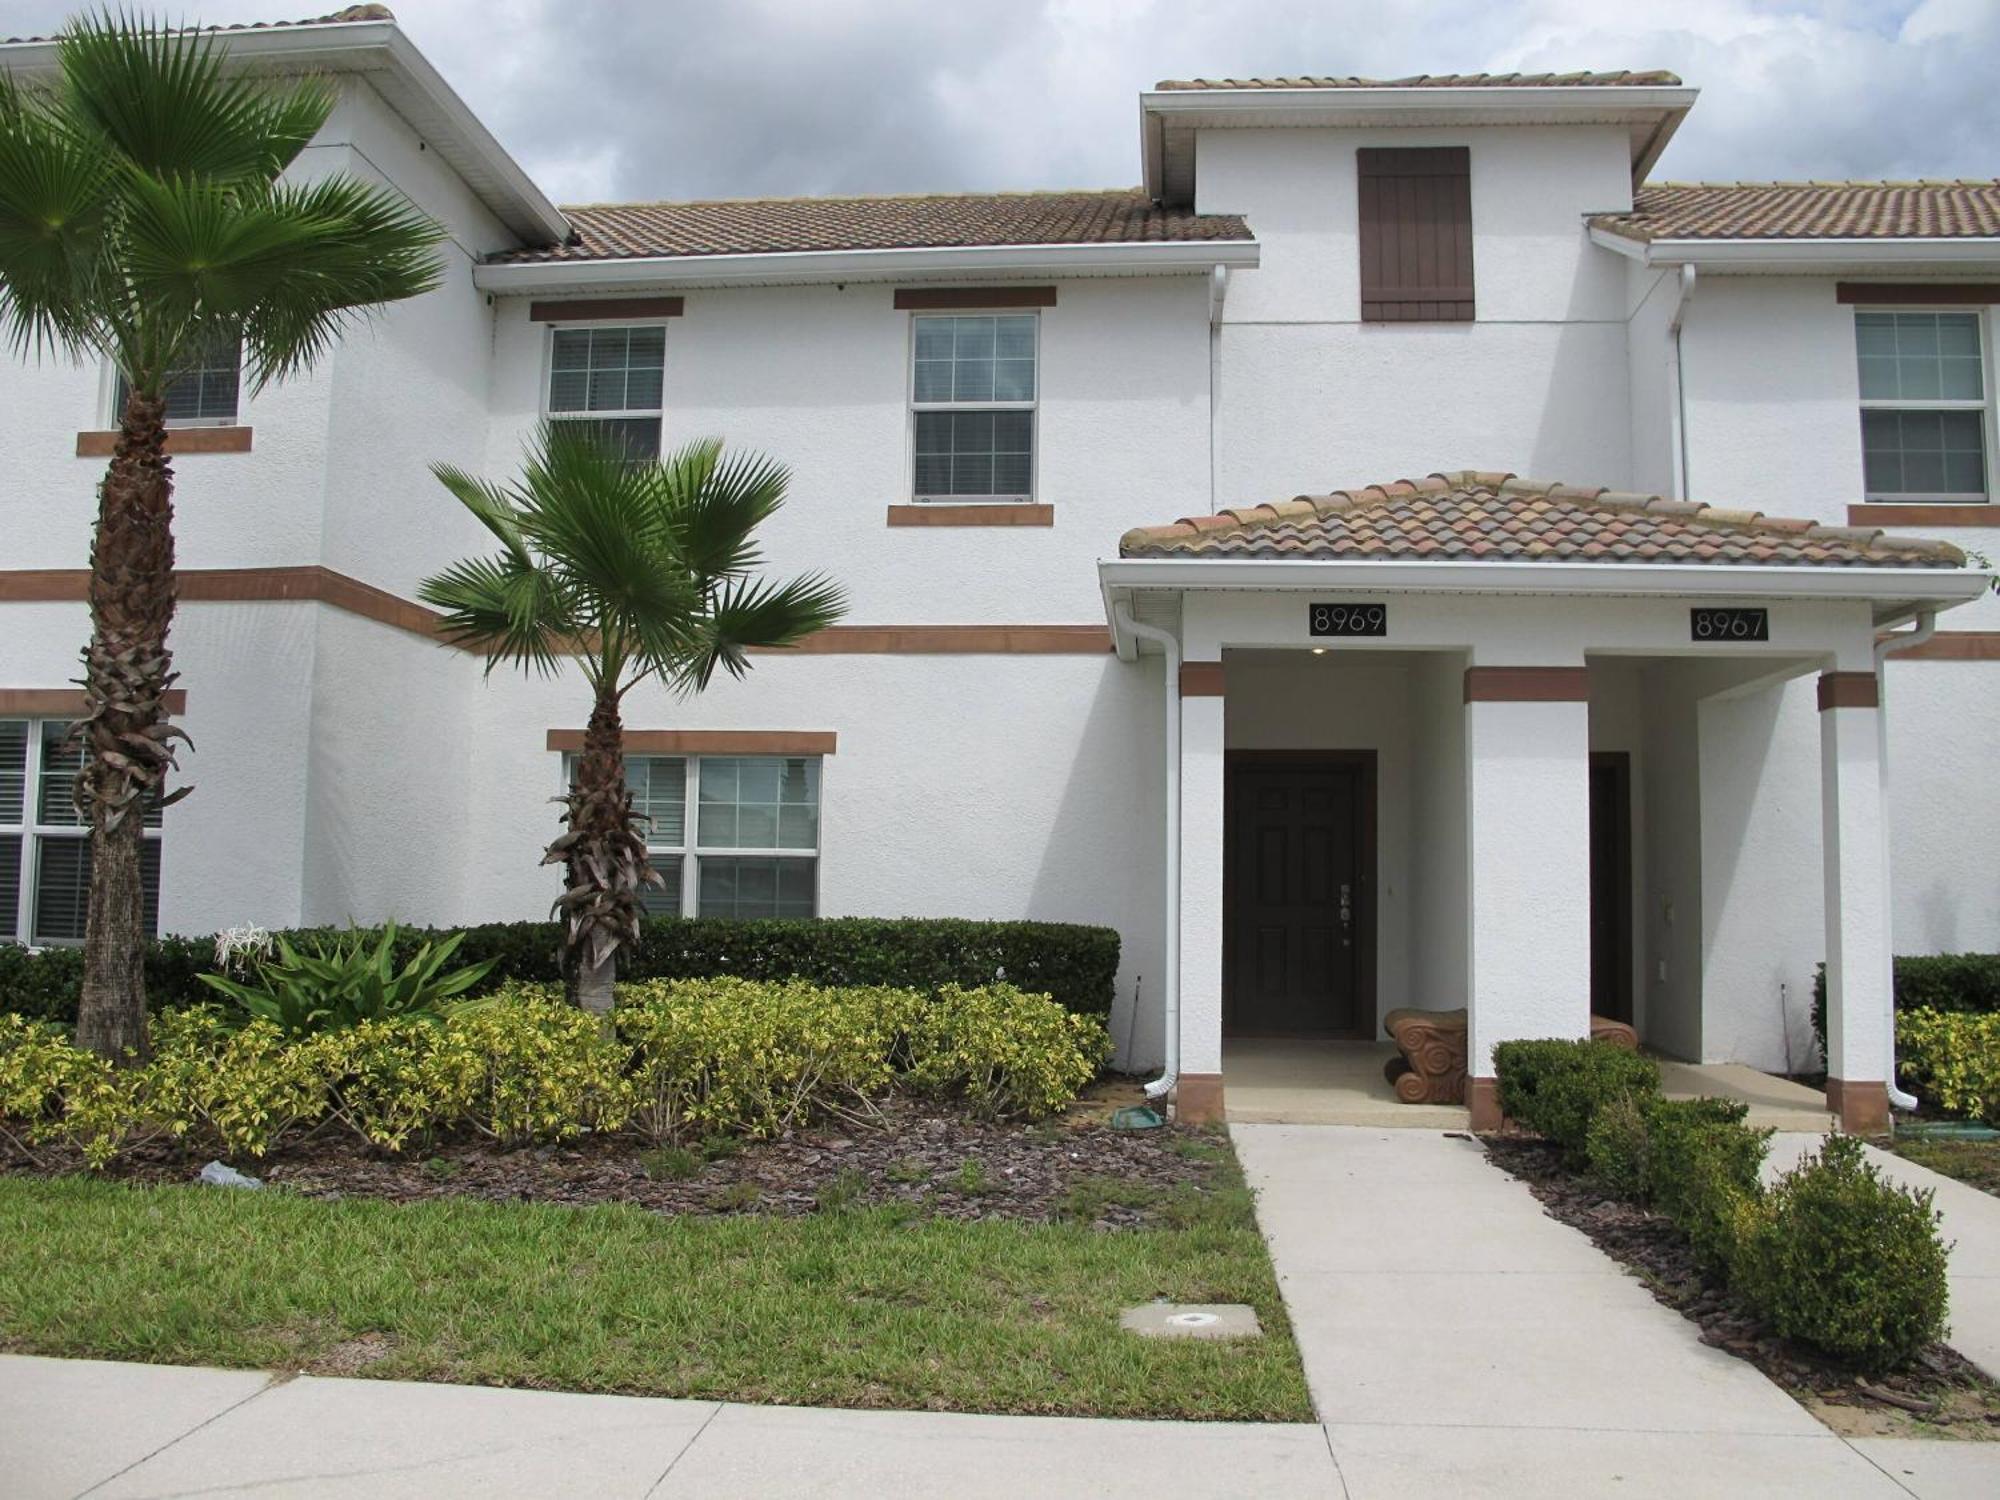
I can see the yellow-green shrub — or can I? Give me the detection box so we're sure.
[315,1018,462,1153]
[433,990,631,1144]
[906,983,1110,1119]
[0,1012,155,1168]
[616,977,924,1143]
[1896,1008,2000,1123]
[148,1007,333,1158]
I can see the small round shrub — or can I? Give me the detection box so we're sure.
[1584,1092,1650,1199]
[1493,1039,1660,1162]
[1735,1134,1949,1373]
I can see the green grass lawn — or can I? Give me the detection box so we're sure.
[0,1158,1312,1420]
[1885,1137,2000,1199]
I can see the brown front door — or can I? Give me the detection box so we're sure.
[1225,753,1374,1038]
[1589,752,1634,1024]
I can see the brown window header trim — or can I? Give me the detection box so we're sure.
[546,729,835,756]
[1181,661,1225,697]
[1464,666,1589,703]
[1837,283,1998,306]
[885,503,1052,527]
[77,426,251,458]
[1817,670,1880,711]
[894,286,1056,310]
[529,296,684,322]
[1847,503,1999,527]
[0,687,186,716]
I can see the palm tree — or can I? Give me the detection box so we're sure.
[0,14,443,1060]
[420,425,845,1015]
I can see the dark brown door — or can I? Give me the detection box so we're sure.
[1589,753,1634,1024]
[1225,755,1373,1038]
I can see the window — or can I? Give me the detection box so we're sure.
[565,753,820,920]
[0,720,162,946]
[910,313,1036,501]
[114,333,242,425]
[1357,147,1474,323]
[547,325,666,461]
[1856,311,1990,501]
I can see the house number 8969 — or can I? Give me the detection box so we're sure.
[1309,603,1388,637]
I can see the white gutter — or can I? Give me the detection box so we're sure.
[1874,610,1938,1113]
[475,238,1261,294]
[1591,225,2000,272]
[1099,557,1992,615]
[1141,84,1697,121]
[1668,264,1697,500]
[1112,603,1182,1105]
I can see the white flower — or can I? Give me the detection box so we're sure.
[213,923,274,975]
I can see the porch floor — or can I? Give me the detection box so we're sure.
[1221,1040,1837,1131]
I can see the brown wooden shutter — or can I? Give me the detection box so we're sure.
[1357,147,1474,323]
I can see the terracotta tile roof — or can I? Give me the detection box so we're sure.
[488,190,1252,264]
[1155,70,1681,91]
[1593,181,2000,242]
[1119,471,1966,568]
[1,5,392,45]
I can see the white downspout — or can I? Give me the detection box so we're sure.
[1114,601,1182,1103]
[1668,263,1697,500]
[1874,609,1936,1112]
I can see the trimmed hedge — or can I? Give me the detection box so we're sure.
[0,916,1120,1025]
[1812,952,2000,1057]
[1492,1038,1659,1164]
[1896,1009,2000,1124]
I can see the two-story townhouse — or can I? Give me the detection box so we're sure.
[2,11,1995,1136]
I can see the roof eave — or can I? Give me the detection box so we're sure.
[473,237,1262,293]
[1591,225,2000,273]
[1098,555,1990,642]
[0,19,570,248]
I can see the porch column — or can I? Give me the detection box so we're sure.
[1464,666,1593,1129]
[1818,670,1891,1134]
[1176,659,1227,1123]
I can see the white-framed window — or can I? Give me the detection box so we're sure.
[545,323,666,461]
[0,720,162,946]
[909,312,1037,502]
[112,333,243,426]
[563,752,820,920]
[1855,309,1993,502]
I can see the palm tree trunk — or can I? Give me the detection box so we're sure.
[73,390,184,1063]
[550,688,646,1017]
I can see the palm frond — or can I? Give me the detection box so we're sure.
[644,438,793,586]
[674,571,849,691]
[0,72,118,359]
[417,553,574,679]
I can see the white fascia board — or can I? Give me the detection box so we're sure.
[1590,225,2000,273]
[1139,85,1698,123]
[473,237,1262,294]
[1098,557,1991,631]
[0,21,570,247]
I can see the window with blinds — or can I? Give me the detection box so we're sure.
[546,324,666,461]
[1357,147,1475,323]
[114,333,242,425]
[0,719,165,945]
[910,314,1037,501]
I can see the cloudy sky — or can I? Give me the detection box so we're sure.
[2,0,1996,204]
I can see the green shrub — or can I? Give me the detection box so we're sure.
[1895,1009,2000,1124]
[1641,1096,1773,1269]
[148,1008,335,1158]
[1736,1134,1950,1373]
[1812,952,2000,1059]
[1492,1039,1661,1161]
[0,916,1121,1024]
[196,923,497,1035]
[1583,1092,1650,1199]
[906,983,1111,1119]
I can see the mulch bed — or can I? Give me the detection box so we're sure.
[1484,1136,2000,1439]
[1,1081,1222,1230]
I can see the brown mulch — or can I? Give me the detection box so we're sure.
[1,1080,1220,1230]
[1484,1136,2000,1440]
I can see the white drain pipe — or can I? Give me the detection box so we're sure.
[1114,602,1181,1103]
[1874,609,1936,1112]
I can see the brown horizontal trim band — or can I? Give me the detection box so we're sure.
[1818,670,1880,710]
[1464,666,1589,703]
[529,296,683,322]
[1837,283,1999,306]
[885,503,1052,527]
[0,568,1112,656]
[1847,503,1998,527]
[894,286,1056,310]
[0,688,187,716]
[1889,630,2000,661]
[76,426,252,458]
[1181,660,1225,696]
[546,729,835,756]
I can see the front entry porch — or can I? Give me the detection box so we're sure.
[1222,1038,1839,1131]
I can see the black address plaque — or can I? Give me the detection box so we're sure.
[1690,607,1769,642]
[1309,602,1388,638]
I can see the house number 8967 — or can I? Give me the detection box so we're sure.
[1690,607,1769,642]
[1309,603,1388,637]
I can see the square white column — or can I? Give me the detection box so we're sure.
[1819,670,1891,1132]
[1464,668,1593,1122]
[1178,677,1226,1105]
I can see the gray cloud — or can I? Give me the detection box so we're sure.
[2,0,1995,203]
